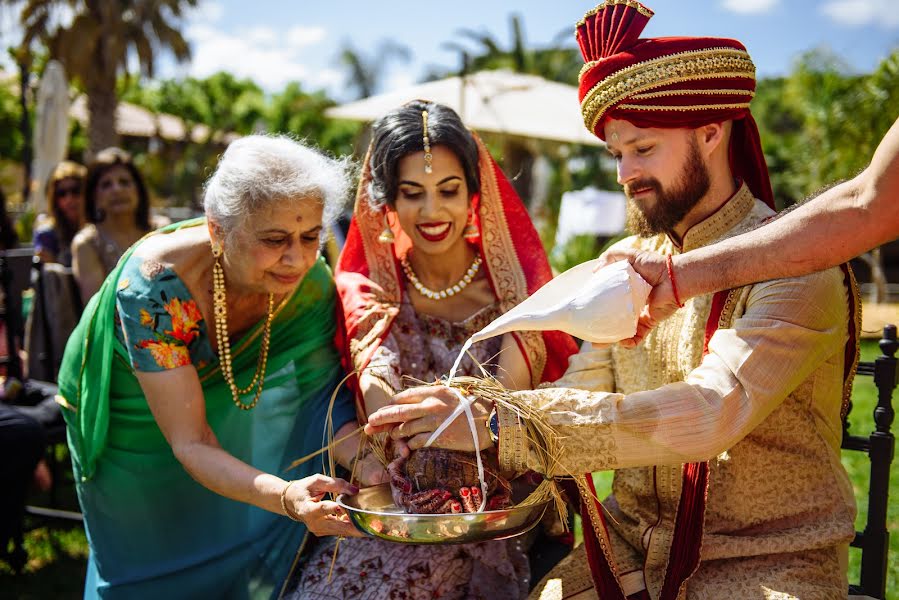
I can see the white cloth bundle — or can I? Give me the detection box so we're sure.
[471,259,651,344]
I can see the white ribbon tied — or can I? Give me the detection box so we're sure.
[423,386,488,511]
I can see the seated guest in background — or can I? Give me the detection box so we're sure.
[0,187,17,252]
[366,3,860,599]
[33,160,87,266]
[27,162,87,378]
[0,402,46,570]
[58,135,370,600]
[72,148,158,305]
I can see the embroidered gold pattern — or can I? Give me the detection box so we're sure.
[575,0,654,33]
[617,101,752,113]
[496,404,525,474]
[842,265,862,420]
[630,88,755,101]
[579,48,755,132]
[473,135,547,387]
[575,476,625,590]
[54,394,76,412]
[578,46,751,87]
[348,148,402,370]
[681,184,756,253]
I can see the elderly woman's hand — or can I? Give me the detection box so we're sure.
[284,474,363,537]
[365,386,493,452]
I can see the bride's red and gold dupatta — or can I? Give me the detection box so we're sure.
[335,134,578,404]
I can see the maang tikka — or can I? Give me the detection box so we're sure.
[422,110,433,174]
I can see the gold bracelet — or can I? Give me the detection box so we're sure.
[280,480,302,522]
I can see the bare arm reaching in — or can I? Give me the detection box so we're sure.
[603,116,899,345]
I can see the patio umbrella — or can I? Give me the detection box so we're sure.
[325,69,601,147]
[30,60,70,213]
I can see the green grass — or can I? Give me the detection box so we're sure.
[0,526,88,600]
[3,340,896,597]
[844,339,898,599]
[0,444,88,599]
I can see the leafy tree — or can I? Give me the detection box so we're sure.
[11,0,196,155]
[753,48,899,301]
[0,69,24,161]
[120,71,266,137]
[267,82,360,157]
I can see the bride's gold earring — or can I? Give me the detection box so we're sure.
[462,208,480,243]
[378,211,396,244]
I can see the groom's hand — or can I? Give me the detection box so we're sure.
[365,386,493,452]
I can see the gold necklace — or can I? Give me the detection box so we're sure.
[400,253,482,300]
[212,250,275,410]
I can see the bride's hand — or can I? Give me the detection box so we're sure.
[283,474,363,537]
[350,452,390,487]
[365,386,493,452]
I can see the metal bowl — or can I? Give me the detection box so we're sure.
[337,483,549,545]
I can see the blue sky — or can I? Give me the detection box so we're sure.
[2,0,897,99]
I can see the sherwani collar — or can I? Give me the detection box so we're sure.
[671,182,756,253]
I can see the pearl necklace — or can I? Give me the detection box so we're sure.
[401,253,482,300]
[213,253,275,410]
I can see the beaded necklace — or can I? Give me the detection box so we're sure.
[400,253,482,300]
[212,246,275,410]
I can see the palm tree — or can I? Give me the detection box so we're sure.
[444,15,581,84]
[437,16,585,214]
[12,0,196,155]
[338,40,411,100]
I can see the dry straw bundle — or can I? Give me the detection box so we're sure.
[287,369,570,529]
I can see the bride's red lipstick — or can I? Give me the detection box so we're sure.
[416,222,452,242]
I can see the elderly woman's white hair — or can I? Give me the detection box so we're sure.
[203,134,351,240]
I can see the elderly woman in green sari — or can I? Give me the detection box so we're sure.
[58,135,381,600]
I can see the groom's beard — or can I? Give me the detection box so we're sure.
[624,139,711,238]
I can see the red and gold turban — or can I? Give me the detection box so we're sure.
[576,0,774,209]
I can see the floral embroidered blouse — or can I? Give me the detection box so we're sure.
[114,256,216,372]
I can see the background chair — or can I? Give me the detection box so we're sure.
[843,324,896,600]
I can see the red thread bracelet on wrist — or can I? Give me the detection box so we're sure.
[666,254,685,308]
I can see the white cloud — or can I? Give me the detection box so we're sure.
[246,26,277,45]
[285,25,327,48]
[821,0,899,28]
[185,23,312,90]
[720,0,778,14]
[307,68,343,89]
[190,1,224,23]
[385,70,415,93]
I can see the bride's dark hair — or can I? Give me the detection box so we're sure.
[367,100,480,209]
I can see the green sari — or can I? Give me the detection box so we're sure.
[58,219,356,599]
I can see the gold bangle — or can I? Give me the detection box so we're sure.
[280,480,302,522]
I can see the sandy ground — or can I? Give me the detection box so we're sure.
[861,302,899,339]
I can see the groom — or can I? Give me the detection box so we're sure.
[366,2,861,599]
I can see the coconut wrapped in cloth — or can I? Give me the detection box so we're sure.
[381,375,572,521]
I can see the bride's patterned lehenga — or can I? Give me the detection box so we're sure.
[286,300,532,600]
[285,128,578,600]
